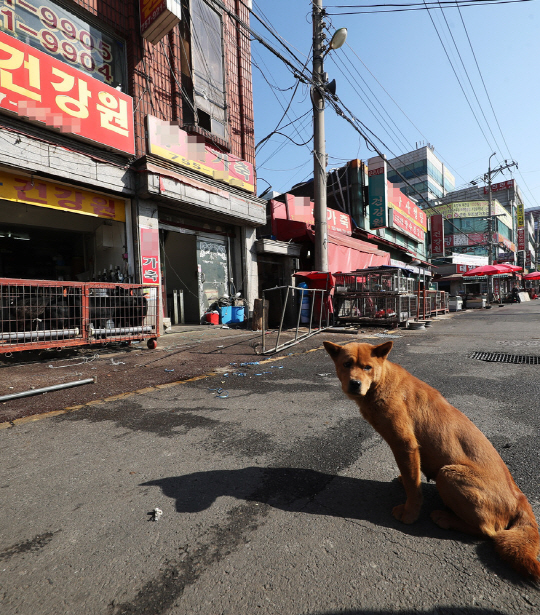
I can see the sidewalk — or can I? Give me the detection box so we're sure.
[0,321,375,425]
[4,297,540,426]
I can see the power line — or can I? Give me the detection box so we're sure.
[326,0,534,13]
[422,0,499,157]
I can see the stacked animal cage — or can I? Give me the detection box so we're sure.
[332,267,449,326]
[0,279,159,354]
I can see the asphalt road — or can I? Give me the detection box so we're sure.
[1,303,540,615]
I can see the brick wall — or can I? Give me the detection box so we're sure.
[71,0,254,163]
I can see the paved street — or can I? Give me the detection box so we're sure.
[1,303,540,615]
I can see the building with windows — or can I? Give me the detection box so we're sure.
[438,179,524,251]
[386,145,455,204]
[268,158,431,276]
[424,199,515,260]
[0,0,264,326]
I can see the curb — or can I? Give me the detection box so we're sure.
[0,349,318,430]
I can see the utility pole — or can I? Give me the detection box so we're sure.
[486,153,496,267]
[484,154,518,303]
[312,0,328,272]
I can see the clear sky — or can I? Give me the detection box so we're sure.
[250,0,540,210]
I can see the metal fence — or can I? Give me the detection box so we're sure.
[261,285,331,355]
[333,287,449,327]
[0,279,159,354]
[334,292,418,326]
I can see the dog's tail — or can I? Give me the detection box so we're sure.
[493,497,540,581]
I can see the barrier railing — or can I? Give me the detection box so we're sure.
[261,285,331,355]
[0,278,159,354]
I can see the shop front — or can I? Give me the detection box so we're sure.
[138,119,266,325]
[0,172,133,282]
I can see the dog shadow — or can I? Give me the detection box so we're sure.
[142,466,531,584]
[143,466,458,539]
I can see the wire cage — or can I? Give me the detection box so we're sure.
[333,268,448,326]
[0,279,159,354]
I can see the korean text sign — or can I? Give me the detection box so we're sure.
[0,0,127,89]
[368,156,388,229]
[140,0,168,32]
[430,214,445,257]
[517,227,525,251]
[483,179,514,194]
[0,170,126,220]
[140,227,160,285]
[516,200,525,228]
[147,115,255,193]
[0,31,134,154]
[271,194,352,235]
[389,209,425,242]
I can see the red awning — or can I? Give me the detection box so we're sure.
[306,229,390,272]
[272,218,390,273]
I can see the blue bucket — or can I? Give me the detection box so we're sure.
[219,307,232,324]
[231,307,245,323]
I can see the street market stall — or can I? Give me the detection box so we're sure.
[462,264,523,305]
[333,266,446,327]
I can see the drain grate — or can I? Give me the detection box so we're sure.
[470,352,540,365]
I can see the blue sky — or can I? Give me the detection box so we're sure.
[250,1,540,209]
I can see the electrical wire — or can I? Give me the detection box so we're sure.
[326,0,534,14]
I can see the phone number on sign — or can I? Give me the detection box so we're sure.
[0,0,116,84]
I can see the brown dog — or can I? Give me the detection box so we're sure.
[324,340,540,580]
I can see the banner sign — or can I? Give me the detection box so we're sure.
[517,251,524,269]
[444,232,515,253]
[516,200,525,228]
[271,194,352,235]
[517,227,525,250]
[140,227,160,285]
[368,156,388,229]
[388,187,427,232]
[388,208,425,242]
[0,0,126,89]
[496,252,514,264]
[456,264,481,273]
[483,179,514,194]
[0,31,135,154]
[147,115,254,193]
[425,200,513,230]
[526,250,532,267]
[0,170,126,220]
[430,214,445,257]
[140,0,181,45]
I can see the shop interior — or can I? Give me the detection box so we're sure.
[0,201,130,282]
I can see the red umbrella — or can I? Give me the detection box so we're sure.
[497,264,522,272]
[462,264,512,277]
[523,271,540,280]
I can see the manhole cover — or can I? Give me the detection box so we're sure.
[470,352,540,365]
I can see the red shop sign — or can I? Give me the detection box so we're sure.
[0,31,134,154]
[140,227,160,286]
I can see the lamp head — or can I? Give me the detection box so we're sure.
[329,28,347,50]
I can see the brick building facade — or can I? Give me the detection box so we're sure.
[0,0,264,325]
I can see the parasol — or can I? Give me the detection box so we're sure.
[462,264,513,277]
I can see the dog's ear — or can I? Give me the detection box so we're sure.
[323,341,342,359]
[371,341,393,360]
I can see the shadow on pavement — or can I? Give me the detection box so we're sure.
[311,609,509,615]
[142,467,535,586]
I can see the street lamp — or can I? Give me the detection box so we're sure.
[312,0,347,272]
[327,28,348,52]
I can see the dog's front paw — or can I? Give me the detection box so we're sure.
[392,503,420,524]
[430,509,451,529]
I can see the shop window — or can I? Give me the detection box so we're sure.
[181,0,227,141]
[0,0,127,91]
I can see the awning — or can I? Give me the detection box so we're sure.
[436,273,466,281]
[272,218,390,273]
[306,228,390,272]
